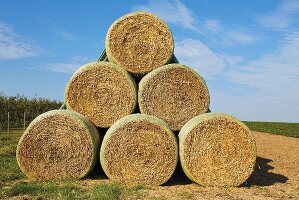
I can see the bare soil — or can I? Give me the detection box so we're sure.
[134,131,299,200]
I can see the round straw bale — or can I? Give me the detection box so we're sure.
[105,11,174,75]
[138,64,210,131]
[100,114,178,185]
[16,110,100,180]
[65,61,137,127]
[179,113,256,187]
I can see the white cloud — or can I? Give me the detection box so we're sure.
[172,35,299,121]
[37,18,78,41]
[44,63,79,74]
[133,0,200,32]
[218,31,257,47]
[223,31,299,122]
[226,32,299,91]
[133,1,257,47]
[203,19,222,33]
[211,89,299,122]
[258,0,299,30]
[227,31,256,44]
[0,22,39,60]
[42,56,90,74]
[219,55,243,67]
[174,38,246,78]
[52,27,78,41]
[175,38,226,78]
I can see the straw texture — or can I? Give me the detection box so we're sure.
[139,64,210,131]
[65,61,137,127]
[100,114,178,185]
[16,110,100,180]
[179,113,256,187]
[105,11,174,75]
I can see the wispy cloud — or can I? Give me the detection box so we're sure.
[223,31,299,121]
[174,38,247,78]
[0,22,39,60]
[203,19,223,33]
[258,0,299,30]
[173,34,299,121]
[133,1,257,47]
[226,32,299,91]
[38,18,78,41]
[220,31,257,47]
[132,0,200,32]
[201,18,257,47]
[42,56,90,74]
[175,38,226,78]
[52,27,78,41]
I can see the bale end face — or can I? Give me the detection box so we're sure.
[65,61,137,128]
[139,64,210,131]
[100,114,178,185]
[179,113,256,187]
[106,11,174,75]
[16,110,100,180]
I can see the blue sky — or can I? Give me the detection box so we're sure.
[0,0,298,122]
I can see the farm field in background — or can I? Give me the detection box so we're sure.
[244,121,299,138]
[2,121,298,137]
[1,122,299,199]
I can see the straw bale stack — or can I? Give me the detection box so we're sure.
[16,11,257,187]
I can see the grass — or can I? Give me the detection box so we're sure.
[0,131,25,188]
[90,182,122,200]
[244,121,299,138]
[0,130,148,199]
[1,180,88,199]
[1,180,145,200]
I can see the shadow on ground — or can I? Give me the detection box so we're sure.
[245,156,288,186]
[164,156,288,187]
[87,132,288,188]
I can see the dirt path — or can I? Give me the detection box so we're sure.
[135,131,299,200]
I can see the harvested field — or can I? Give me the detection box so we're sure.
[1,131,299,199]
[105,11,174,75]
[133,131,299,200]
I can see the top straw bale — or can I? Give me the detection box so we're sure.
[106,11,174,75]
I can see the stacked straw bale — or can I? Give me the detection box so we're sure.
[16,110,100,180]
[100,114,178,185]
[65,61,137,127]
[17,11,256,187]
[106,11,174,75]
[138,64,210,131]
[179,113,256,187]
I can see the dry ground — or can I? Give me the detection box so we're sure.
[124,131,299,200]
[80,131,299,200]
[4,131,299,200]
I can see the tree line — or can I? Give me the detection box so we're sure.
[0,93,63,130]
